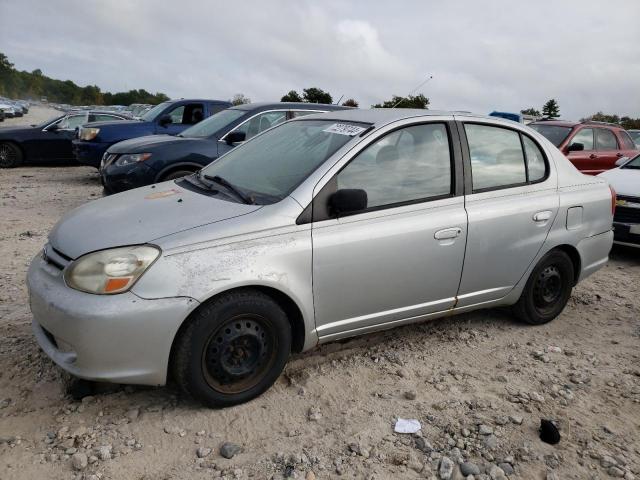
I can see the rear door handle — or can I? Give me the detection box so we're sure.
[589,154,598,159]
[533,211,552,222]
[616,153,624,158]
[434,227,462,240]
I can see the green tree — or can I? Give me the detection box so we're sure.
[342,98,359,107]
[542,99,560,119]
[520,108,541,117]
[302,87,332,104]
[372,93,429,109]
[281,90,303,102]
[581,112,620,124]
[231,93,251,106]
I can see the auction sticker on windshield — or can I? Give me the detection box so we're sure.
[323,123,367,136]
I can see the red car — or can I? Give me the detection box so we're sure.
[530,120,638,175]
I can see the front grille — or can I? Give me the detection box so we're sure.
[615,207,640,224]
[101,153,118,168]
[42,243,71,270]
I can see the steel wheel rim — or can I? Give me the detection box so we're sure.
[0,144,16,167]
[201,314,277,394]
[533,265,562,312]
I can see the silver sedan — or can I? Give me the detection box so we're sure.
[27,109,614,407]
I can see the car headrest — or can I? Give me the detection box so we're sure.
[376,145,399,166]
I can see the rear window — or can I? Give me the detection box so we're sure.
[529,124,572,147]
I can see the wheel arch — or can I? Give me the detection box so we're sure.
[155,162,203,182]
[549,243,581,285]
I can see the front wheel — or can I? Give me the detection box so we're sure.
[172,290,291,408]
[0,142,23,168]
[513,250,575,325]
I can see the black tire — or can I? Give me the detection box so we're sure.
[162,169,195,181]
[513,250,574,325]
[0,142,23,168]
[172,289,291,408]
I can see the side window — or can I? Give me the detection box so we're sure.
[570,128,594,150]
[596,128,618,150]
[291,110,317,118]
[522,136,546,182]
[58,114,86,130]
[235,111,287,140]
[336,123,452,210]
[91,114,121,122]
[465,124,526,190]
[619,130,636,150]
[168,105,185,124]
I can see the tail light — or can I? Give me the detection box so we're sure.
[609,185,616,215]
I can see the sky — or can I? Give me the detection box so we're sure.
[1,0,639,119]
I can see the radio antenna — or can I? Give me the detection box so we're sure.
[335,94,344,105]
[391,75,433,109]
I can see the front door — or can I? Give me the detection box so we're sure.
[566,127,598,174]
[457,122,559,306]
[312,122,467,340]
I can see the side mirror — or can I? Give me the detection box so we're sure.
[615,157,629,167]
[225,131,246,145]
[329,189,368,216]
[567,142,584,152]
[47,123,60,132]
[158,114,172,127]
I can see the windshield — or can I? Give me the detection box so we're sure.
[140,102,170,122]
[622,153,640,169]
[181,108,246,138]
[199,119,367,204]
[530,124,572,147]
[628,131,640,143]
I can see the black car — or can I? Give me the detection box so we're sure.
[100,102,351,193]
[0,110,129,168]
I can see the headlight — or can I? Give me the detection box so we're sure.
[64,245,160,294]
[79,127,100,141]
[115,153,152,166]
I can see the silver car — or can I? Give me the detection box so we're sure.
[27,109,614,407]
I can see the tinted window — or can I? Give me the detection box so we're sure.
[596,129,618,150]
[292,110,318,118]
[571,128,594,150]
[336,124,451,209]
[619,131,636,150]
[465,124,526,190]
[523,136,546,182]
[529,124,571,147]
[235,111,287,140]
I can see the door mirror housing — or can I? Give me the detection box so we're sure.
[567,142,584,152]
[158,114,173,127]
[329,189,368,216]
[225,131,246,145]
[47,122,60,132]
[615,157,629,167]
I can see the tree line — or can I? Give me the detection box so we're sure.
[521,99,640,129]
[0,52,169,105]
[280,87,430,109]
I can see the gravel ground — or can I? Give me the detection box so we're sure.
[0,107,639,480]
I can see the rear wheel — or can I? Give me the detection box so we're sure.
[162,169,195,181]
[0,142,23,168]
[172,290,291,408]
[513,250,574,325]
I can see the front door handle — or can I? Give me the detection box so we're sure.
[434,227,462,240]
[533,210,552,222]
[589,154,598,159]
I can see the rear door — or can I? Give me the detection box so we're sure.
[312,120,467,340]
[594,128,621,173]
[161,102,205,135]
[456,120,558,306]
[566,127,596,173]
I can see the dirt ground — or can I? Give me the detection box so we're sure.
[0,106,638,480]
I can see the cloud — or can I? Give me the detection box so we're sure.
[1,0,639,118]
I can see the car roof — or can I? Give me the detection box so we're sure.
[165,99,231,104]
[230,102,349,111]
[292,108,496,126]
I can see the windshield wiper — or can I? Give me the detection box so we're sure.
[203,174,254,204]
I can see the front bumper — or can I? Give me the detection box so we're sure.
[101,159,158,194]
[612,222,640,247]
[27,252,198,385]
[72,140,111,168]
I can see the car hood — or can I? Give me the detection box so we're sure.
[107,134,211,153]
[0,126,33,136]
[598,167,640,198]
[48,181,261,259]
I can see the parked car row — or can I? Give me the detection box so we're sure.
[0,98,29,120]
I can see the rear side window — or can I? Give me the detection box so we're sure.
[595,129,618,150]
[464,124,548,191]
[619,130,636,150]
[570,128,594,150]
[465,124,526,190]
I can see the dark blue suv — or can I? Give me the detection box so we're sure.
[72,99,231,168]
[100,102,349,193]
